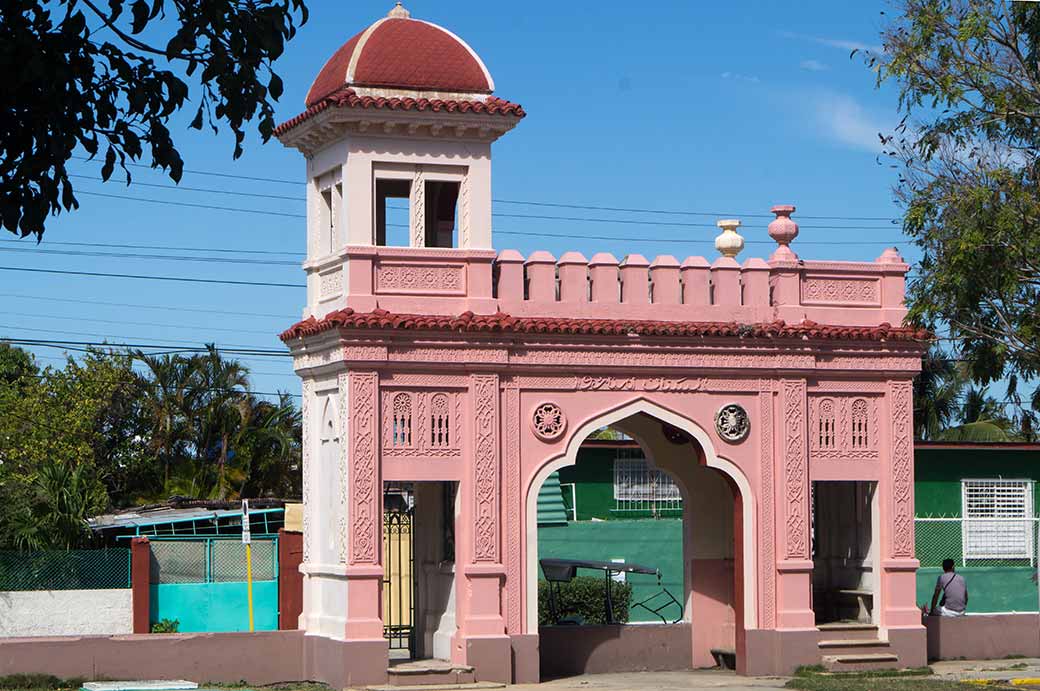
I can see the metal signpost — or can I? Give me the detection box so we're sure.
[242,499,254,632]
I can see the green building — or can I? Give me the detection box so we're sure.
[915,442,1040,613]
[536,440,686,623]
[537,440,1040,621]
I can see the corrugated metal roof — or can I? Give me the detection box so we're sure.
[88,506,282,531]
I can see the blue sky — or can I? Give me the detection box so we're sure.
[3,0,913,398]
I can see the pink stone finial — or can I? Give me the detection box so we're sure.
[768,204,799,261]
[877,247,904,264]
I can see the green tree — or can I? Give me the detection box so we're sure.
[1,0,307,238]
[0,348,134,548]
[877,1,1040,412]
[133,346,300,501]
[0,344,38,387]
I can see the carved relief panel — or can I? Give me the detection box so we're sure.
[808,395,880,461]
[381,390,463,458]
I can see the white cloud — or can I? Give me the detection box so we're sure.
[800,59,829,72]
[811,93,889,153]
[781,31,884,55]
[720,71,760,84]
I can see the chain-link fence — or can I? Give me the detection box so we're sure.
[916,517,1040,613]
[149,538,276,584]
[0,549,131,591]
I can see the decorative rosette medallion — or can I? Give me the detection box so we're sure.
[531,402,566,442]
[715,403,750,443]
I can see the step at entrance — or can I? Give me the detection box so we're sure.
[816,622,880,641]
[818,629,898,672]
[380,659,499,688]
[821,652,900,673]
[818,638,891,656]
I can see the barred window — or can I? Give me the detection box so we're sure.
[962,479,1035,561]
[613,448,682,512]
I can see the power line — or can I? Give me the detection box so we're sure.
[77,191,306,218]
[490,210,897,231]
[73,154,901,222]
[1,238,302,257]
[0,324,281,352]
[69,174,305,201]
[0,266,303,288]
[0,245,300,266]
[5,366,301,400]
[1,337,290,357]
[495,230,906,246]
[0,293,293,319]
[0,310,283,336]
[76,187,898,231]
[73,155,301,186]
[28,352,297,379]
[490,198,899,222]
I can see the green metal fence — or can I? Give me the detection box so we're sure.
[0,549,131,591]
[916,517,1040,613]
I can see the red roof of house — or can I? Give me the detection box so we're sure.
[273,88,523,137]
[306,10,494,107]
[279,308,931,343]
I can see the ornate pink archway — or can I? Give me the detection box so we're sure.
[274,4,928,684]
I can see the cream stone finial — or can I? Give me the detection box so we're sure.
[388,2,410,18]
[714,219,744,258]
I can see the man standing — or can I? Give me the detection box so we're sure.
[930,558,968,616]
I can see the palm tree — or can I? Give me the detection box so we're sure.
[914,348,964,440]
[187,345,250,499]
[235,393,302,498]
[939,385,1014,442]
[136,352,193,490]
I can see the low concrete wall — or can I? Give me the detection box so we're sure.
[539,624,692,678]
[0,590,132,637]
[926,614,1040,661]
[0,631,392,688]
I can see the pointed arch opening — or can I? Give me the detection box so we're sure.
[525,398,757,672]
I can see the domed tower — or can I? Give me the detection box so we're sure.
[276,2,523,319]
[274,5,524,684]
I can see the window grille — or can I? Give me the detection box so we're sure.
[612,448,682,513]
[961,479,1036,561]
[817,399,836,450]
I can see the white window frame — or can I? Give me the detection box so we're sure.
[612,448,682,512]
[961,478,1036,562]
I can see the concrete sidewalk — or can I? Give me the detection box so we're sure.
[506,659,1040,689]
[514,669,789,690]
[932,657,1040,684]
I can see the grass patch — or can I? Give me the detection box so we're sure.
[787,678,981,690]
[0,675,86,691]
[786,668,977,691]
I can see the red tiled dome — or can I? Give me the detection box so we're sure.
[306,3,494,107]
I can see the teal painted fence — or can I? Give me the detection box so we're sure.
[538,518,684,623]
[148,537,279,632]
[917,566,1039,613]
[151,581,279,632]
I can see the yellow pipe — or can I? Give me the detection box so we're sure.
[245,542,254,632]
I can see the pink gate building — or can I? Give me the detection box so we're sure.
[276,5,929,686]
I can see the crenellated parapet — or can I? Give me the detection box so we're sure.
[301,205,910,329]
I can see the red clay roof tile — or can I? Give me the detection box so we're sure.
[279,309,930,343]
[274,88,524,137]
